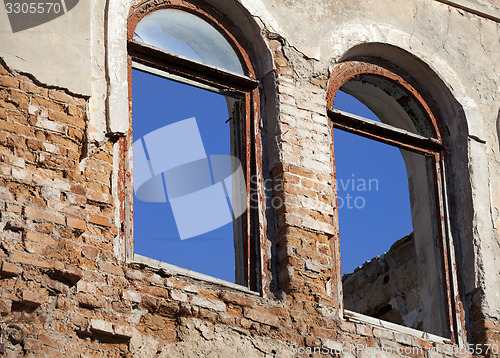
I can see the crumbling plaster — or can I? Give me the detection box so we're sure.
[0,0,108,143]
[129,317,291,358]
[0,0,92,95]
[0,0,499,336]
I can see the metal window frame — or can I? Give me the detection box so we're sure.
[118,0,263,293]
[327,60,467,345]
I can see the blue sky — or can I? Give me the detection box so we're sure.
[333,91,413,274]
[132,68,414,283]
[132,68,237,282]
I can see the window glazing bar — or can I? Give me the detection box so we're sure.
[128,40,259,92]
[328,108,443,154]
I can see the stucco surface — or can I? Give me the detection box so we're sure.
[0,0,92,95]
[0,0,499,352]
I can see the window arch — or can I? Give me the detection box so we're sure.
[327,59,465,341]
[123,0,262,291]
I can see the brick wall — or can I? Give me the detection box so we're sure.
[0,54,497,357]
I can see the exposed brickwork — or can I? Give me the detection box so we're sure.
[0,36,495,357]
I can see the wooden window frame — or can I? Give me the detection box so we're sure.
[326,59,467,345]
[119,0,263,292]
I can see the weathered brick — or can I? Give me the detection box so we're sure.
[52,261,83,284]
[75,292,106,308]
[90,319,114,335]
[87,213,111,227]
[22,289,46,307]
[25,241,47,255]
[121,290,141,303]
[0,261,22,276]
[1,153,25,168]
[31,96,64,112]
[25,207,65,225]
[0,76,19,88]
[25,231,57,247]
[0,119,35,136]
[49,109,85,129]
[56,296,75,311]
[12,251,52,268]
[243,307,280,327]
[66,216,86,231]
[97,261,124,276]
[168,279,200,293]
[43,275,70,294]
[20,81,39,94]
[87,190,113,204]
[0,299,12,314]
[219,292,256,308]
[170,290,188,303]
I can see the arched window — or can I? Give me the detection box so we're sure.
[124,0,261,291]
[327,59,464,340]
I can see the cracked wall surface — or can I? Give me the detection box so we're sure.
[0,0,499,356]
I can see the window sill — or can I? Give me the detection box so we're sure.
[132,254,259,296]
[343,310,452,344]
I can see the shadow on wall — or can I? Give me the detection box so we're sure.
[497,108,500,153]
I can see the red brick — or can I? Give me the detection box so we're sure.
[22,289,47,307]
[0,76,19,88]
[20,81,40,94]
[66,217,87,231]
[31,96,64,112]
[219,292,256,308]
[243,307,280,327]
[25,231,57,247]
[0,299,12,314]
[75,292,106,308]
[97,261,124,276]
[43,275,70,294]
[0,261,22,276]
[12,251,52,268]
[25,207,65,225]
[0,119,35,137]
[9,89,29,105]
[87,213,111,227]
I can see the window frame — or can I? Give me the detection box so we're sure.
[326,59,467,345]
[120,0,263,292]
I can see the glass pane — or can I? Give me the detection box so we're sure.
[132,68,247,283]
[334,128,413,276]
[338,76,436,138]
[334,91,449,337]
[134,9,244,75]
